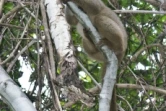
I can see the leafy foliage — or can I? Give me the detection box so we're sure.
[0,0,166,111]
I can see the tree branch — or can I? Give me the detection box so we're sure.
[67,2,118,111]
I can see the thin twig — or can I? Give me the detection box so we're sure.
[0,0,5,17]
[114,10,166,14]
[117,95,133,111]
[131,44,162,61]
[1,17,32,65]
[89,83,166,95]
[117,84,166,95]
[77,60,101,89]
[0,4,22,23]
[17,0,36,18]
[40,0,56,79]
[127,66,159,111]
[7,40,37,72]
[0,23,25,30]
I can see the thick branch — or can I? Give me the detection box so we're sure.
[89,83,166,95]
[114,10,166,14]
[67,2,118,111]
[0,66,37,111]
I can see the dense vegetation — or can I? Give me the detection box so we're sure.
[0,0,166,111]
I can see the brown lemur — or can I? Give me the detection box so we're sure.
[64,0,128,111]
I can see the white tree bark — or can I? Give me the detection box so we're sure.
[0,66,36,111]
[45,0,75,60]
[44,0,78,110]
